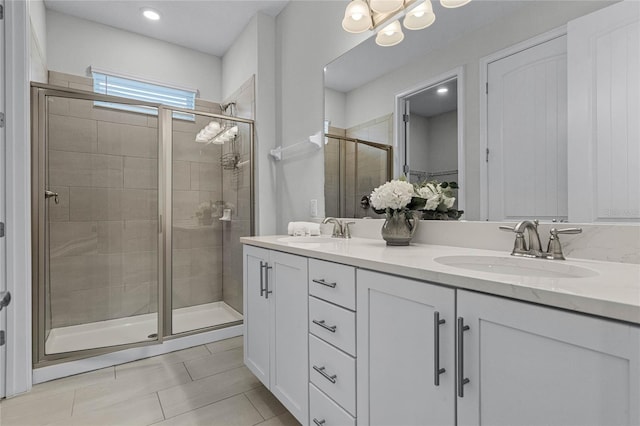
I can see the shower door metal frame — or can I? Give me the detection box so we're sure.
[31,84,256,366]
[31,84,166,367]
[325,134,393,217]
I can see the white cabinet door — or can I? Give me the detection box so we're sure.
[269,250,309,425]
[243,245,270,387]
[457,290,640,426]
[568,1,640,222]
[357,270,456,426]
[487,35,568,222]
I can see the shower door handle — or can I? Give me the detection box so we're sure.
[45,190,60,204]
[0,291,11,312]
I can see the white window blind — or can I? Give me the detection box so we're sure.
[92,71,196,121]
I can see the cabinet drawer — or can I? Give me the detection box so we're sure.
[309,335,356,416]
[309,259,356,310]
[310,383,355,426]
[309,296,356,356]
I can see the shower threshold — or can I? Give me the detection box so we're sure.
[45,301,243,355]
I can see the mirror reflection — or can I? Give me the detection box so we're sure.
[324,0,639,223]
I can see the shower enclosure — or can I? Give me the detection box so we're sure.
[324,135,393,218]
[31,84,254,366]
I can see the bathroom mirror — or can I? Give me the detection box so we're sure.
[324,0,638,223]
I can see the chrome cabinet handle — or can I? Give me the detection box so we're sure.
[259,261,266,297]
[434,311,446,386]
[457,317,470,398]
[313,419,326,426]
[45,190,59,204]
[264,265,273,299]
[312,278,337,288]
[313,365,337,384]
[312,319,337,333]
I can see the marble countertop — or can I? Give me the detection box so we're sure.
[241,235,640,325]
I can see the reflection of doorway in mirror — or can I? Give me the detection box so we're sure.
[395,68,465,215]
[483,32,568,223]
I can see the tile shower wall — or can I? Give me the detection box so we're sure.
[46,71,231,329]
[171,102,225,311]
[47,71,159,329]
[220,76,255,315]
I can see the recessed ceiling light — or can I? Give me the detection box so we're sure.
[437,87,449,94]
[142,8,161,21]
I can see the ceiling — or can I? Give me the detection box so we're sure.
[407,78,458,117]
[44,0,290,57]
[325,0,528,93]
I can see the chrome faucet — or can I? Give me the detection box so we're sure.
[500,219,582,260]
[322,217,355,239]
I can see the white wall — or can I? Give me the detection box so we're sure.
[222,12,277,235]
[427,111,458,173]
[28,0,47,82]
[409,114,429,172]
[324,88,347,130]
[46,10,222,101]
[275,1,368,232]
[341,1,613,219]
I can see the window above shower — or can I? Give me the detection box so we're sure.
[91,68,197,121]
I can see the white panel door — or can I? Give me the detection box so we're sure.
[488,35,568,222]
[243,245,270,387]
[457,290,640,426]
[357,270,456,426]
[568,1,640,222]
[269,250,308,425]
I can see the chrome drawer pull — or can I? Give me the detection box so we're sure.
[313,419,326,426]
[313,365,337,384]
[312,319,337,333]
[434,311,446,386]
[457,317,470,398]
[312,278,337,288]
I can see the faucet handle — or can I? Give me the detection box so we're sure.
[343,222,356,239]
[499,225,516,232]
[546,227,582,260]
[551,227,582,236]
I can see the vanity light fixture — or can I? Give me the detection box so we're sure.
[342,0,470,46]
[141,8,161,21]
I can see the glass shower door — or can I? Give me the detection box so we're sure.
[39,91,161,356]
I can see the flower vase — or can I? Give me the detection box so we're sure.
[381,210,419,246]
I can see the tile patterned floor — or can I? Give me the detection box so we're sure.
[0,337,301,426]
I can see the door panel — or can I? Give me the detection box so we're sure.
[488,35,568,222]
[37,92,161,358]
[357,270,456,426]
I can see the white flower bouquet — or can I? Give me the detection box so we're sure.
[416,180,463,220]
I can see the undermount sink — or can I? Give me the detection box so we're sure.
[434,255,599,279]
[277,236,336,244]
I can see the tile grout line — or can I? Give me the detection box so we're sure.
[155,392,167,421]
[183,361,195,382]
[243,391,267,422]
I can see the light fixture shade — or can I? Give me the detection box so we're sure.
[440,0,471,8]
[403,1,435,30]
[342,0,372,33]
[376,20,405,47]
[370,0,404,14]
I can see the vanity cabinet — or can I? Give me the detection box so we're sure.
[243,245,308,424]
[356,270,456,426]
[243,242,640,426]
[457,290,640,426]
